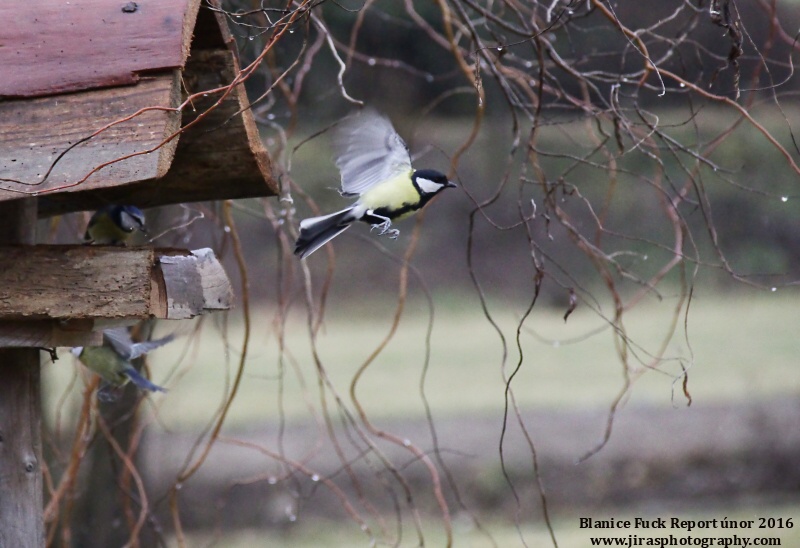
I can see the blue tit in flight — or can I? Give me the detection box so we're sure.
[72,327,172,400]
[294,109,456,259]
[84,205,147,245]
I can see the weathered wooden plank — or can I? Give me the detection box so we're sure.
[0,1,276,215]
[0,349,43,548]
[33,49,278,216]
[160,48,276,203]
[0,74,181,200]
[0,246,232,347]
[0,0,200,98]
[0,201,44,548]
[0,321,103,348]
[0,246,155,321]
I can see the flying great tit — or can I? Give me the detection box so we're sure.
[294,109,456,259]
[84,205,147,245]
[72,327,172,400]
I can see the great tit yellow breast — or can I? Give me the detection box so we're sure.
[358,171,420,220]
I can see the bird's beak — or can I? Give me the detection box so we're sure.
[446,180,457,188]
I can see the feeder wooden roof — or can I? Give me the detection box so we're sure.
[0,0,277,216]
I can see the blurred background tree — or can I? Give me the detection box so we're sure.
[226,0,800,302]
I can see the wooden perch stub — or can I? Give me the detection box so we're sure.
[0,246,232,348]
[153,248,233,320]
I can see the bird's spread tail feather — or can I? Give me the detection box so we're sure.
[294,208,355,258]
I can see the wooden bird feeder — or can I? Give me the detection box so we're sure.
[0,0,277,544]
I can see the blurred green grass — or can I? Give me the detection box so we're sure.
[44,289,800,430]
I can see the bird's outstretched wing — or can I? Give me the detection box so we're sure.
[123,367,168,393]
[333,108,413,197]
[103,327,175,361]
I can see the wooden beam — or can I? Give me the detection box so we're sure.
[0,246,156,321]
[0,350,42,548]
[0,199,44,548]
[0,321,103,348]
[139,48,275,206]
[35,49,277,216]
[0,74,181,202]
[0,0,199,99]
[0,246,232,347]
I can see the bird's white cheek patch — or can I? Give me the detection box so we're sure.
[416,177,443,194]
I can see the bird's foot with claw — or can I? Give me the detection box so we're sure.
[370,219,390,233]
[372,220,399,239]
[383,228,400,239]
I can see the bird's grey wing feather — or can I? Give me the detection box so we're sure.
[127,334,175,360]
[333,109,413,196]
[103,327,174,360]
[103,327,135,359]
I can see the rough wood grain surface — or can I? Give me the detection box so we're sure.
[34,49,278,216]
[0,321,103,348]
[0,246,232,346]
[0,74,181,201]
[0,349,43,548]
[154,48,276,204]
[0,246,155,321]
[0,0,276,214]
[0,0,199,98]
[0,200,44,548]
[158,248,233,319]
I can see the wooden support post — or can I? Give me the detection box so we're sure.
[0,199,44,548]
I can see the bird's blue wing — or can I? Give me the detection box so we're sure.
[123,367,167,393]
